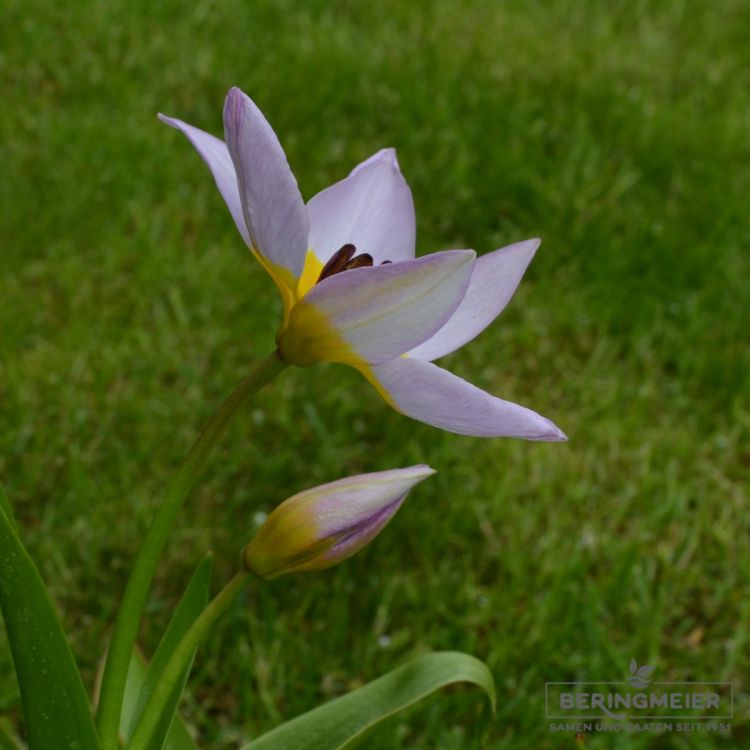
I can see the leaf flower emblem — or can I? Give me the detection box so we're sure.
[159,88,566,440]
[627,658,656,689]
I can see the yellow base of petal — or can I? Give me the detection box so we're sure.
[355,363,398,409]
[296,250,324,300]
[254,248,323,328]
[277,298,364,367]
[256,247,365,368]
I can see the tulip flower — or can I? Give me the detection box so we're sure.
[159,88,565,440]
[244,465,435,580]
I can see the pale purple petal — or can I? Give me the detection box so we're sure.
[349,147,401,176]
[279,250,475,365]
[310,465,433,548]
[244,465,435,579]
[365,357,567,440]
[307,148,415,266]
[223,88,309,279]
[158,114,250,245]
[323,494,406,562]
[408,239,540,361]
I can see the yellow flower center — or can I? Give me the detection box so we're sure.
[271,245,392,369]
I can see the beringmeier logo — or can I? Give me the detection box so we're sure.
[546,659,733,736]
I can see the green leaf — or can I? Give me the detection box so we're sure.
[121,652,200,750]
[97,352,287,750]
[0,718,26,750]
[0,503,100,750]
[127,572,248,750]
[125,554,213,749]
[243,651,495,750]
[0,480,17,531]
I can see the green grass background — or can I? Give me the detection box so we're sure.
[1,0,748,747]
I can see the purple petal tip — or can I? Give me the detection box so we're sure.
[542,419,568,442]
[380,147,399,167]
[224,87,247,115]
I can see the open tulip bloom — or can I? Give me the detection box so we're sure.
[0,86,574,750]
[159,87,566,440]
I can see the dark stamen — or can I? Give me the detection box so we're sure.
[318,243,356,281]
[380,260,392,265]
[317,244,378,282]
[342,253,373,271]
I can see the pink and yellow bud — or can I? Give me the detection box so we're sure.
[243,465,435,580]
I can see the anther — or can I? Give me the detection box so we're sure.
[342,253,373,271]
[318,243,356,281]
[317,244,375,282]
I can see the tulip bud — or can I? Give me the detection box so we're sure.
[243,465,435,580]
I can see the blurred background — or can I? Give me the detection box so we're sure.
[1,0,748,747]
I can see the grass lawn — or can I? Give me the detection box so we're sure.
[1,0,749,747]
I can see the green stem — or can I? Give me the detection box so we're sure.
[96,351,288,750]
[127,572,251,750]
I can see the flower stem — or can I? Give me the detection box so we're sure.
[127,571,251,750]
[96,351,288,750]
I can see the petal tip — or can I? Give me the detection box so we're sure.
[348,147,403,178]
[379,147,399,167]
[499,237,540,256]
[541,419,567,442]
[224,87,249,119]
[453,248,477,265]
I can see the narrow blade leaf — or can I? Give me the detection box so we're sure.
[243,651,495,750]
[125,554,213,748]
[121,652,200,750]
[0,480,16,531]
[0,718,26,750]
[0,505,100,750]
